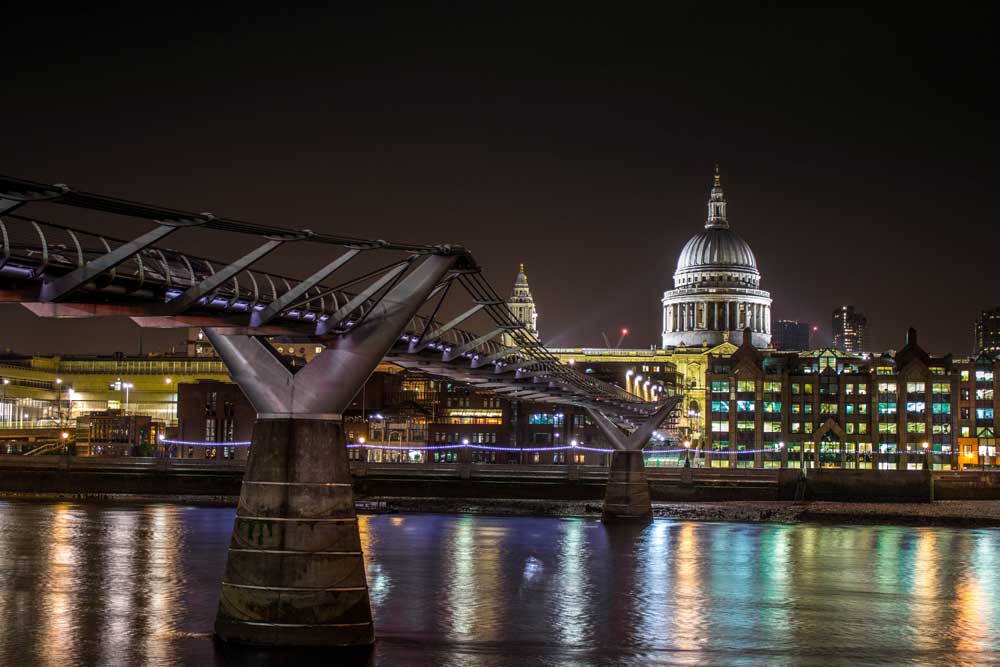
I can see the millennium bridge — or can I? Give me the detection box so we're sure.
[0,175,681,648]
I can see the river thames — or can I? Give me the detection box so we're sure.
[1,500,998,666]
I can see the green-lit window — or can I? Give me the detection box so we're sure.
[711,381,730,393]
[737,380,756,393]
[804,422,814,434]
[858,423,869,434]
[846,403,855,414]
[711,421,729,432]
[932,423,952,434]
[736,400,756,412]
[846,422,855,434]
[804,404,813,414]
[932,402,951,415]
[845,383,855,395]
[932,382,950,394]
[906,422,926,433]
[857,383,868,395]
[791,404,801,414]
[763,421,781,433]
[877,366,894,375]
[804,383,813,394]
[763,401,781,413]
[820,403,838,415]
[878,423,897,434]
[961,426,971,437]
[764,381,781,393]
[711,400,730,413]
[858,403,869,415]
[737,420,754,431]
[961,370,969,381]
[878,402,897,414]
[791,383,801,394]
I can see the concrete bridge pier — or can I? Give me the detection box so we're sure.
[205,254,457,648]
[587,396,681,524]
[603,450,653,522]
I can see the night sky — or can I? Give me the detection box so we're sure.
[2,4,998,356]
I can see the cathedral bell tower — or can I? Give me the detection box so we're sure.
[504,263,539,345]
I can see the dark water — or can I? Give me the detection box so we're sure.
[1,502,999,667]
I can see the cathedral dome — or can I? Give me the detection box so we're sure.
[675,227,758,276]
[671,166,761,289]
[661,166,772,350]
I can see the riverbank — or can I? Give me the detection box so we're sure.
[3,491,1000,527]
[379,497,1000,527]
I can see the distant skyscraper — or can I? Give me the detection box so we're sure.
[772,320,812,351]
[976,307,1000,357]
[504,263,539,345]
[832,305,867,353]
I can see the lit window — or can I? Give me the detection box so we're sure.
[879,423,897,434]
[763,401,781,413]
[961,426,971,437]
[907,422,926,433]
[976,370,995,382]
[878,402,897,414]
[711,401,730,413]
[711,381,730,393]
[906,401,926,414]
[906,382,925,394]
[878,382,897,394]
[711,421,729,433]
[961,370,970,381]
[764,381,781,393]
[737,380,756,393]
[737,421,754,431]
[736,400,755,412]
[977,408,995,420]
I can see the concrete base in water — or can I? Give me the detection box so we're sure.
[602,451,652,523]
[214,418,374,647]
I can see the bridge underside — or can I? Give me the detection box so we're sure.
[0,174,673,648]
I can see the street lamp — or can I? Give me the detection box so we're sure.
[921,441,930,471]
[683,439,691,468]
[2,378,9,427]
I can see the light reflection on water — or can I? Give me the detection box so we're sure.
[1,501,999,667]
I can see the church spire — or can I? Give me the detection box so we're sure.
[706,164,729,229]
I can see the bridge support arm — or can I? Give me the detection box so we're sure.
[208,253,458,648]
[586,396,682,525]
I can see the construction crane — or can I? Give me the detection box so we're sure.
[601,327,630,350]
